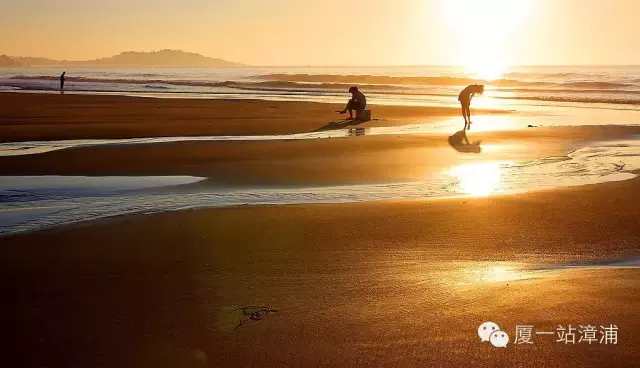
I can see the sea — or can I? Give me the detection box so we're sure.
[1,65,640,110]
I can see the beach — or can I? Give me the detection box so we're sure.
[4,0,640,365]
[1,91,639,367]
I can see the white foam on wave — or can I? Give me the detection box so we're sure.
[1,140,639,235]
[0,175,206,194]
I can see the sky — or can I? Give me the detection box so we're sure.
[1,0,639,66]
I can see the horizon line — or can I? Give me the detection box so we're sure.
[4,63,640,68]
[4,52,640,68]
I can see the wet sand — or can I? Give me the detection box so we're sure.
[1,93,639,367]
[3,177,639,367]
[2,124,639,186]
[0,92,509,142]
[2,93,640,186]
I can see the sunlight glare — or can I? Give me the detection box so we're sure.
[441,0,532,80]
[455,262,537,286]
[448,162,503,196]
[473,266,530,283]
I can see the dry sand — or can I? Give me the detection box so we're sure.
[1,93,638,367]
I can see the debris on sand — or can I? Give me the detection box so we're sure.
[232,306,279,330]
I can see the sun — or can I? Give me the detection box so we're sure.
[441,0,532,80]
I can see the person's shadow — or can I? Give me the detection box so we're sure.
[313,118,367,132]
[448,130,482,153]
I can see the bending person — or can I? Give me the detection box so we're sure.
[339,86,367,120]
[458,84,484,130]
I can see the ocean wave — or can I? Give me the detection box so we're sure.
[508,87,640,96]
[560,81,634,89]
[5,75,640,105]
[5,76,437,94]
[258,73,533,87]
[144,84,170,90]
[503,72,616,80]
[9,75,226,87]
[9,74,639,91]
[259,73,638,89]
[7,75,355,91]
[494,95,640,105]
[505,72,584,79]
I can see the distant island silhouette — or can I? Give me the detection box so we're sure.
[0,54,23,67]
[0,50,245,68]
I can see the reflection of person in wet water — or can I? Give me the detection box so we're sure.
[339,86,366,120]
[448,130,481,153]
[450,130,470,145]
[458,84,484,130]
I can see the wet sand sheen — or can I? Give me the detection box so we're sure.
[3,126,640,184]
[2,138,639,235]
[3,177,639,367]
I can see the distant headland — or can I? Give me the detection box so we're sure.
[0,49,246,67]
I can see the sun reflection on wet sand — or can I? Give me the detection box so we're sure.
[448,162,505,196]
[476,266,529,283]
[456,262,539,286]
[454,258,640,287]
[435,114,523,133]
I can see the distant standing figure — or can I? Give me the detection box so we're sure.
[458,84,484,130]
[60,71,66,94]
[339,86,366,120]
